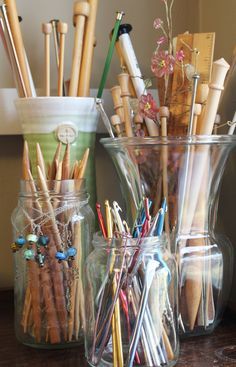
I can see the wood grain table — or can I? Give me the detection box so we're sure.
[1,290,236,367]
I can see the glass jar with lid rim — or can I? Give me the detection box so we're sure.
[11,178,94,348]
[84,233,179,367]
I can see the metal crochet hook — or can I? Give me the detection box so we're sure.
[126,259,160,367]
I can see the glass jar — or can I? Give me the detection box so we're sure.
[11,179,94,348]
[84,234,179,367]
[101,135,236,337]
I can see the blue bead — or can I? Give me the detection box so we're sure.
[55,251,67,261]
[15,236,26,247]
[38,235,49,246]
[67,247,77,257]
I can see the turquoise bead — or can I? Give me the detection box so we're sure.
[55,251,67,261]
[67,247,77,257]
[24,249,35,260]
[26,234,38,243]
[15,236,26,247]
[38,235,49,247]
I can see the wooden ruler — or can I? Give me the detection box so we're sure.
[170,32,215,128]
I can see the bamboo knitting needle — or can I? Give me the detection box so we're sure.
[62,144,70,180]
[76,147,89,180]
[69,1,90,96]
[57,21,68,96]
[36,143,47,180]
[78,0,98,96]
[0,4,26,97]
[4,0,32,97]
[42,23,52,96]
[118,73,133,137]
[22,140,31,180]
[49,142,62,180]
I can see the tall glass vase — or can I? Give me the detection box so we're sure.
[101,135,236,337]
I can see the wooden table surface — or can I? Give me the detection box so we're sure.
[1,290,236,367]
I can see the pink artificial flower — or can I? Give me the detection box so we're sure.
[138,93,159,121]
[157,36,167,46]
[151,50,175,78]
[176,49,185,62]
[153,18,163,29]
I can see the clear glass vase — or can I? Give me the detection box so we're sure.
[84,234,179,366]
[11,179,94,348]
[100,135,236,336]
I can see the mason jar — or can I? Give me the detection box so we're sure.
[84,234,179,367]
[11,179,94,348]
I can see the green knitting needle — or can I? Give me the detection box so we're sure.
[97,11,124,99]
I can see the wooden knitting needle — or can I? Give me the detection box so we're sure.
[199,58,230,135]
[112,32,136,99]
[70,160,79,179]
[61,143,70,180]
[78,0,98,96]
[192,104,202,135]
[111,114,122,137]
[69,1,90,96]
[134,113,149,136]
[42,23,52,96]
[195,83,209,134]
[22,140,31,180]
[0,4,26,97]
[36,143,47,180]
[4,0,32,97]
[110,86,125,124]
[159,106,169,137]
[117,73,133,137]
[57,21,68,96]
[50,142,62,180]
[76,148,89,179]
